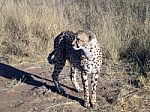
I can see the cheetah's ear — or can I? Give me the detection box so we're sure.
[88,31,96,41]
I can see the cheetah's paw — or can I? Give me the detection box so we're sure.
[84,101,90,108]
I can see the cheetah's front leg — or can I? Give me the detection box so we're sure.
[91,73,99,108]
[70,67,83,92]
[81,71,90,108]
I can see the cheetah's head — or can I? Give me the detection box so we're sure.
[72,30,93,59]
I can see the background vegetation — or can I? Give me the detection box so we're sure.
[0,0,149,64]
[0,0,150,78]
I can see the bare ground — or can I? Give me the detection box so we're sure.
[0,61,150,112]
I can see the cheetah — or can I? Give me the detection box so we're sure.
[48,30,102,108]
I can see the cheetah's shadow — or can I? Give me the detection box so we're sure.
[0,62,84,106]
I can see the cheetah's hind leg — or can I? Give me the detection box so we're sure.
[52,64,66,94]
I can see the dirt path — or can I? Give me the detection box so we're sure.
[0,62,150,112]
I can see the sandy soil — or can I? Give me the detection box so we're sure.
[0,62,150,112]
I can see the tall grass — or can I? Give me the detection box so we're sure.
[0,0,150,69]
[0,0,75,63]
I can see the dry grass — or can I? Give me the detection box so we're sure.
[0,0,150,111]
[0,0,77,63]
[0,77,21,93]
[0,0,150,64]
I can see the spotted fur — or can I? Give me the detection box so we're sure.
[48,30,102,108]
[73,30,102,108]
